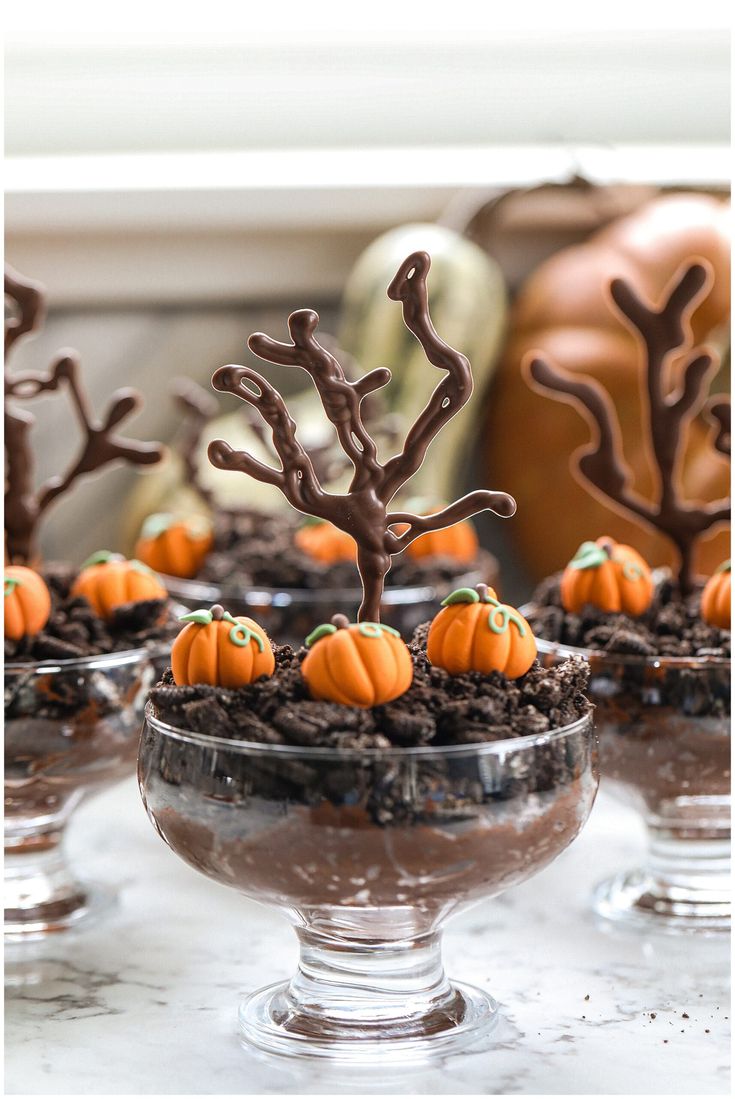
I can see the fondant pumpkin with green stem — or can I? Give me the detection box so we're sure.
[4,565,52,641]
[135,513,213,579]
[302,615,413,707]
[172,604,275,687]
[427,583,537,679]
[560,537,653,616]
[71,551,167,619]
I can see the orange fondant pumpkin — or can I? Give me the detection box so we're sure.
[134,513,213,579]
[171,604,275,688]
[4,566,52,641]
[295,520,356,565]
[560,537,653,616]
[700,560,731,629]
[484,192,730,581]
[407,518,479,564]
[71,551,167,619]
[302,615,413,707]
[427,583,536,678]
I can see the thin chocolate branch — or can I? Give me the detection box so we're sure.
[4,266,45,358]
[387,491,516,554]
[381,251,473,500]
[705,397,731,458]
[207,251,514,623]
[525,259,730,593]
[4,264,165,562]
[525,355,655,525]
[171,377,220,506]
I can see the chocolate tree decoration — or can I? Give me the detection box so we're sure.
[4,265,165,563]
[209,251,516,621]
[171,378,220,507]
[525,260,730,594]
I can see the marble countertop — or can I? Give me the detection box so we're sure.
[5,780,730,1095]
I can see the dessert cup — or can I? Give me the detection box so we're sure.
[4,646,158,939]
[531,629,730,935]
[139,706,597,1060]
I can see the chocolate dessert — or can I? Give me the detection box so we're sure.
[139,251,598,1056]
[4,265,176,934]
[522,259,731,929]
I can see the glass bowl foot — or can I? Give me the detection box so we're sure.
[239,978,497,1061]
[593,869,730,935]
[5,880,116,941]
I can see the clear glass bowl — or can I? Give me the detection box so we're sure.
[139,706,597,1061]
[4,647,159,939]
[532,631,730,935]
[159,554,498,647]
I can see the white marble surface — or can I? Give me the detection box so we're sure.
[5,780,730,1095]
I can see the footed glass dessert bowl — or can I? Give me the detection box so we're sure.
[533,633,730,935]
[139,706,597,1060]
[4,647,157,938]
[161,558,496,649]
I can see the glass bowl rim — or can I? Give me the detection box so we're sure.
[158,561,494,608]
[143,700,593,761]
[5,642,167,676]
[521,603,731,669]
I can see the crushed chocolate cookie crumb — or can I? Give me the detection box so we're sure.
[529,573,730,661]
[149,627,591,750]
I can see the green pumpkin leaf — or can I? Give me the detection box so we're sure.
[80,550,121,569]
[305,622,337,647]
[442,587,480,606]
[716,559,731,574]
[568,541,608,570]
[179,609,214,625]
[4,576,22,597]
[140,513,176,540]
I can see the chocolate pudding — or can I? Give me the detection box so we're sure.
[5,563,180,834]
[141,630,596,918]
[528,573,730,816]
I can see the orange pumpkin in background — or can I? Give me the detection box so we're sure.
[295,519,356,565]
[172,604,275,688]
[484,192,730,582]
[135,513,213,579]
[406,518,479,564]
[560,537,654,616]
[427,583,536,679]
[72,551,167,619]
[4,566,52,641]
[700,560,731,630]
[302,615,413,707]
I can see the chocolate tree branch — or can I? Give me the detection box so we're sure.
[526,259,730,593]
[208,252,514,622]
[705,397,731,457]
[248,311,387,488]
[381,252,474,499]
[210,364,325,510]
[387,491,516,553]
[4,265,165,561]
[172,377,220,506]
[4,266,45,358]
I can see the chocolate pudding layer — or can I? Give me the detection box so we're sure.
[527,574,730,815]
[195,508,497,593]
[141,632,595,916]
[5,564,179,833]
